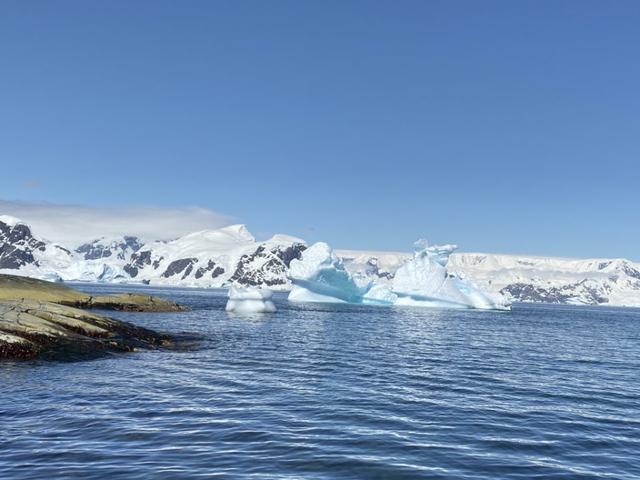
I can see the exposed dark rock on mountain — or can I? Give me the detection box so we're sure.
[76,236,143,260]
[0,218,47,269]
[124,250,153,277]
[118,230,306,288]
[228,244,306,286]
[194,260,225,279]
[162,258,198,279]
[500,281,609,305]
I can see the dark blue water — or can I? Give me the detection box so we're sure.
[1,284,639,479]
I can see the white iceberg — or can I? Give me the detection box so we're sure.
[225,286,277,313]
[362,284,398,305]
[288,242,371,304]
[287,240,509,310]
[392,240,510,310]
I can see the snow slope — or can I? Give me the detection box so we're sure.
[0,215,75,281]
[0,217,306,288]
[448,253,640,307]
[122,225,306,288]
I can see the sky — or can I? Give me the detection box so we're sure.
[1,0,639,258]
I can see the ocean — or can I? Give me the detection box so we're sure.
[1,284,639,479]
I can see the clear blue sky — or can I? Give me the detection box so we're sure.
[1,0,638,258]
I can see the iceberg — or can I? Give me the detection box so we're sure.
[288,242,371,304]
[287,240,509,310]
[362,284,398,305]
[392,240,510,310]
[226,286,277,313]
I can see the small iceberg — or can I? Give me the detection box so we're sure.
[226,286,277,313]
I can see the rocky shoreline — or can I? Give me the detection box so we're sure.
[0,274,187,311]
[0,274,194,361]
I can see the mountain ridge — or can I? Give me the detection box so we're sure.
[2,216,639,306]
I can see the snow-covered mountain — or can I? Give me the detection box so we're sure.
[2,214,639,306]
[338,249,640,307]
[76,236,144,262]
[0,215,76,281]
[448,253,640,307]
[121,225,306,288]
[0,216,306,289]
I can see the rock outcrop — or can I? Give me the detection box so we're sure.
[0,274,193,361]
[0,300,178,361]
[0,274,187,312]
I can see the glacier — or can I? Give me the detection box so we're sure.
[225,286,277,313]
[288,240,509,310]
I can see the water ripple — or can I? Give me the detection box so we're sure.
[1,285,640,479]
